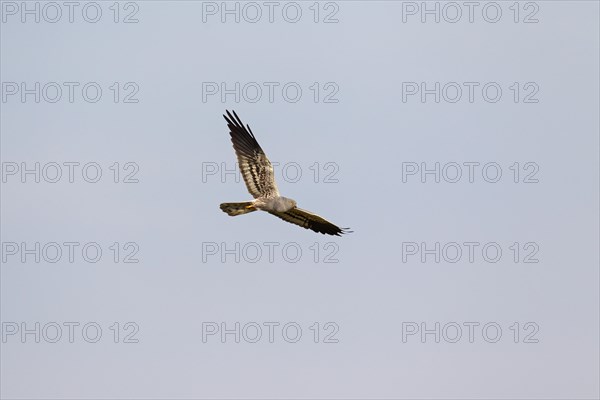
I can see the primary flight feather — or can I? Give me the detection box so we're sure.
[219,110,351,236]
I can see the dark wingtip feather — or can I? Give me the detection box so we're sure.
[224,110,256,137]
[223,109,239,128]
[319,226,352,236]
[335,228,353,236]
[223,110,263,156]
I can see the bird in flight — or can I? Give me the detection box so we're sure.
[219,110,351,236]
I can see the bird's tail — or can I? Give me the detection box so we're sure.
[220,202,257,216]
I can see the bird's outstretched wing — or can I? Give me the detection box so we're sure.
[223,110,279,198]
[268,208,351,236]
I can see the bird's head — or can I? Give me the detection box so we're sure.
[280,197,297,211]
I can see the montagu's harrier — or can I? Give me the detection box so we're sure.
[219,110,351,236]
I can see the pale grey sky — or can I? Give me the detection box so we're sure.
[1,1,599,399]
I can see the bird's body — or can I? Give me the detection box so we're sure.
[220,196,296,215]
[219,110,351,236]
[256,196,297,212]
